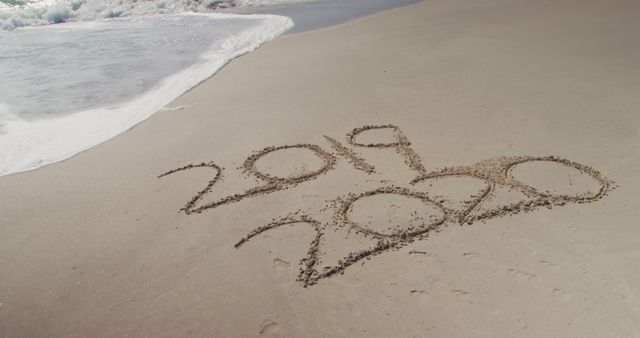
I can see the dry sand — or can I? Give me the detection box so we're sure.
[2,0,640,336]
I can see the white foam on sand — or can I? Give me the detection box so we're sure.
[0,12,293,176]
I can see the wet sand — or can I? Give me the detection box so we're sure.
[2,0,640,336]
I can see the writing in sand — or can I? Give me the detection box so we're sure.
[159,124,614,287]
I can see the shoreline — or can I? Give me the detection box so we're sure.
[0,12,293,177]
[1,0,640,336]
[0,1,418,178]
[224,0,421,35]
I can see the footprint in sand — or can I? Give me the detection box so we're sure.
[551,288,574,302]
[507,268,538,281]
[273,257,291,269]
[462,251,483,260]
[258,319,279,335]
[451,289,472,301]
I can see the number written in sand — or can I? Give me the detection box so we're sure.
[159,144,336,214]
[159,124,614,286]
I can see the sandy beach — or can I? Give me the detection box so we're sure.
[2,0,640,336]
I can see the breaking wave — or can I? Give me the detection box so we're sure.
[0,0,308,29]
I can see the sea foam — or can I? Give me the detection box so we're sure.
[0,0,309,30]
[0,12,293,176]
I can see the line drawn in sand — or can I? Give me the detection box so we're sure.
[159,144,335,214]
[159,124,614,287]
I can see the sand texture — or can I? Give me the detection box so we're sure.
[1,0,640,336]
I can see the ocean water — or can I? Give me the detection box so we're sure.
[0,0,414,176]
[0,0,309,29]
[0,12,292,175]
[0,13,289,118]
[225,0,419,34]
